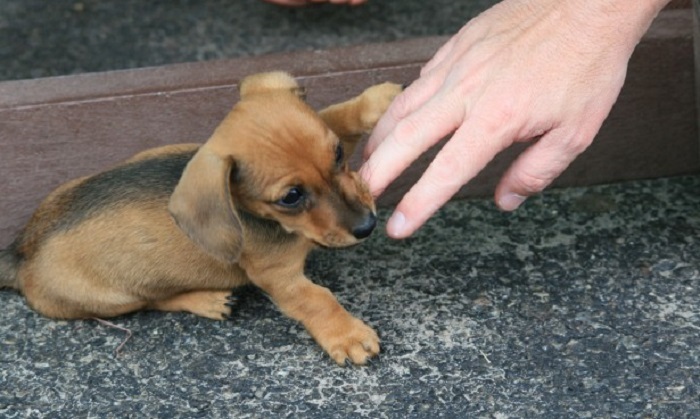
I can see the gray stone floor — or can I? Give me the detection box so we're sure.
[1,0,699,417]
[2,176,700,417]
[0,0,497,81]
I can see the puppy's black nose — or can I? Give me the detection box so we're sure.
[352,213,377,239]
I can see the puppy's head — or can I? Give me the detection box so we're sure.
[169,72,376,262]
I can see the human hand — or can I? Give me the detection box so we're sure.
[360,0,668,239]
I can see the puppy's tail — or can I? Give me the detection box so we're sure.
[0,245,21,290]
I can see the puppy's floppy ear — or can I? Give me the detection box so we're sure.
[168,147,243,263]
[239,71,305,99]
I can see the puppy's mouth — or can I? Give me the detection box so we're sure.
[315,210,377,248]
[312,238,365,250]
[313,228,376,250]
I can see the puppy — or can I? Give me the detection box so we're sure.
[0,72,402,365]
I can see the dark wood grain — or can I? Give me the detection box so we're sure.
[0,10,697,249]
[668,0,691,9]
[695,0,700,146]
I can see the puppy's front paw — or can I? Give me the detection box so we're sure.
[359,82,403,131]
[319,317,380,366]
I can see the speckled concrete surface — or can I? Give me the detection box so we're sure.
[2,0,700,417]
[2,176,700,417]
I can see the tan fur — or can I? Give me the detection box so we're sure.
[3,72,402,366]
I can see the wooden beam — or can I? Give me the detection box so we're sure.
[0,38,441,248]
[0,9,696,249]
[695,0,700,153]
[668,0,691,9]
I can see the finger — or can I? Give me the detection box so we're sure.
[386,118,511,239]
[363,74,448,162]
[359,92,465,198]
[494,127,593,211]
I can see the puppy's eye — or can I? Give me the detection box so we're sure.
[277,187,305,208]
[334,144,344,166]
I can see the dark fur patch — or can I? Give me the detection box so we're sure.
[15,149,296,253]
[0,241,22,288]
[11,150,197,258]
[54,151,197,232]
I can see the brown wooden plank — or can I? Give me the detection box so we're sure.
[0,40,438,248]
[695,0,700,147]
[0,37,444,110]
[668,0,691,9]
[0,10,696,249]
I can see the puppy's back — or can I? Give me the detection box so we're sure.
[8,145,199,265]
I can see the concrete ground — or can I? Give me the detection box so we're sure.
[1,1,699,417]
[0,0,496,81]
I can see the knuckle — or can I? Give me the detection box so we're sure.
[508,130,594,196]
[566,134,593,156]
[493,101,517,127]
[557,126,596,155]
[430,150,467,186]
[392,117,425,148]
[473,99,517,138]
[513,170,552,194]
[388,91,414,120]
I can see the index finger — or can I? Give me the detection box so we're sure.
[386,116,513,238]
[363,73,447,162]
[359,91,464,198]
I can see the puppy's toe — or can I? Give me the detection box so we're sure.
[204,291,236,320]
[222,286,259,321]
[359,82,404,130]
[222,303,236,321]
[151,289,234,320]
[325,318,380,366]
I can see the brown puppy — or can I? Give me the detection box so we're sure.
[0,72,402,366]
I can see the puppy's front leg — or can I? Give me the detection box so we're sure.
[246,261,379,365]
[319,82,402,157]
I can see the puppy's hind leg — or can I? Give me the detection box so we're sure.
[20,268,147,320]
[149,290,237,320]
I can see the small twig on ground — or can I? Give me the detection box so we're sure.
[91,317,133,357]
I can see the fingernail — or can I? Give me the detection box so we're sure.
[498,193,527,211]
[387,211,406,238]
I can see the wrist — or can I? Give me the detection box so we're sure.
[562,0,672,55]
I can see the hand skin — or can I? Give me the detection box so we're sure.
[360,0,671,239]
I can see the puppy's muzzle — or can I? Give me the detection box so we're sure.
[351,213,377,240]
